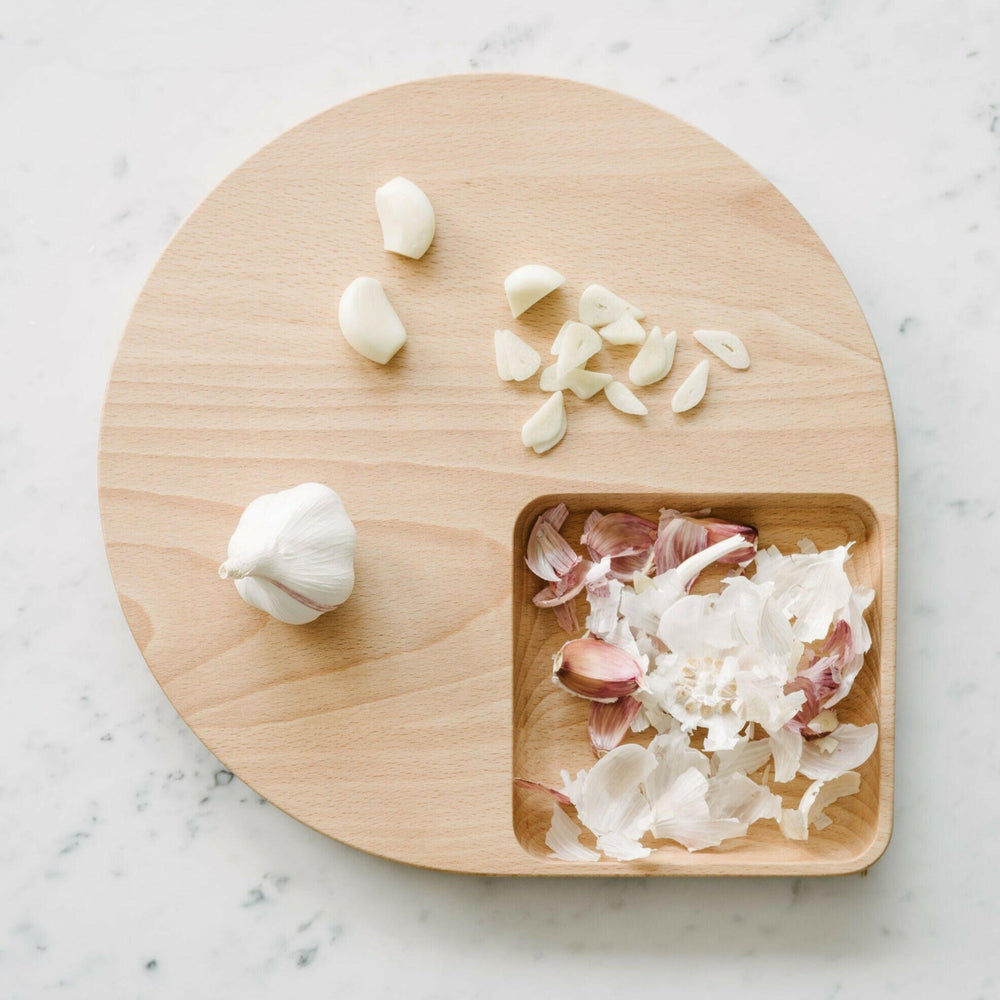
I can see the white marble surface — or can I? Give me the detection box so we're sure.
[2,0,998,995]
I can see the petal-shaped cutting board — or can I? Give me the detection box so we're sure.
[99,75,896,875]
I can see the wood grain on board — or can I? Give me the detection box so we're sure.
[99,75,896,875]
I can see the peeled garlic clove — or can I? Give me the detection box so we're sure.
[504,265,565,318]
[553,637,645,702]
[338,277,406,364]
[556,322,603,378]
[693,329,750,370]
[218,483,356,625]
[599,314,646,346]
[550,320,575,356]
[604,381,648,416]
[579,284,644,328]
[539,364,613,399]
[374,176,435,259]
[629,327,676,386]
[671,359,710,413]
[494,329,541,381]
[522,391,567,454]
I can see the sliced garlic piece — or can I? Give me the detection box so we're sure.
[604,381,648,416]
[550,321,575,356]
[671,359,710,413]
[693,329,750,370]
[599,313,646,346]
[374,177,435,259]
[337,277,406,364]
[629,327,677,386]
[522,391,567,454]
[504,265,565,318]
[540,364,613,399]
[579,284,644,328]
[494,329,541,382]
[556,322,603,378]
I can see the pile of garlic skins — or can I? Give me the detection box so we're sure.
[496,270,750,454]
[517,505,877,860]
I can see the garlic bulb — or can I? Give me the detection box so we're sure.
[375,177,435,259]
[219,483,356,625]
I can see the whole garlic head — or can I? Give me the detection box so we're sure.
[219,483,357,625]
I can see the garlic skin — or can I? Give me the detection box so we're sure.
[504,265,565,318]
[219,483,356,625]
[338,277,407,364]
[374,177,435,259]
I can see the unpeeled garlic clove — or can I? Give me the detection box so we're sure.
[539,364,613,399]
[598,313,646,346]
[629,326,676,386]
[521,391,567,454]
[374,176,435,259]
[693,329,750,369]
[671,359,710,413]
[494,329,541,381]
[604,381,648,416]
[338,277,406,364]
[504,265,565,318]
[578,284,644,328]
[553,637,644,702]
[555,322,603,378]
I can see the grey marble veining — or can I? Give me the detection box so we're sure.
[2,0,999,997]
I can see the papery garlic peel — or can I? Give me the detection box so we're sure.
[219,483,356,625]
[374,177,435,259]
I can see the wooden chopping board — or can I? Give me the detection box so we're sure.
[99,74,896,876]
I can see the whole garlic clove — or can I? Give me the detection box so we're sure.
[693,329,750,370]
[504,265,565,318]
[598,313,646,346]
[578,284,644,328]
[555,322,603,378]
[629,326,676,386]
[552,637,645,702]
[219,483,356,625]
[495,329,541,381]
[522,391,567,454]
[337,277,407,364]
[671,359,711,413]
[374,176,436,259]
[540,364,613,399]
[604,381,648,416]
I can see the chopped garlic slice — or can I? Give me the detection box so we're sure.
[521,391,567,454]
[539,364,613,399]
[629,327,676,386]
[599,313,646,346]
[693,329,750,370]
[579,284,645,327]
[494,329,541,381]
[555,322,603,378]
[604,381,648,416]
[671,359,710,413]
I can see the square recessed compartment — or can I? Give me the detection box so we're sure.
[512,492,889,875]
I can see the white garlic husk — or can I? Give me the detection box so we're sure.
[219,483,357,625]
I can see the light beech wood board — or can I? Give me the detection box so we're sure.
[99,74,897,876]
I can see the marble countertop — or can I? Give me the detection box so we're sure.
[3,1,997,996]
